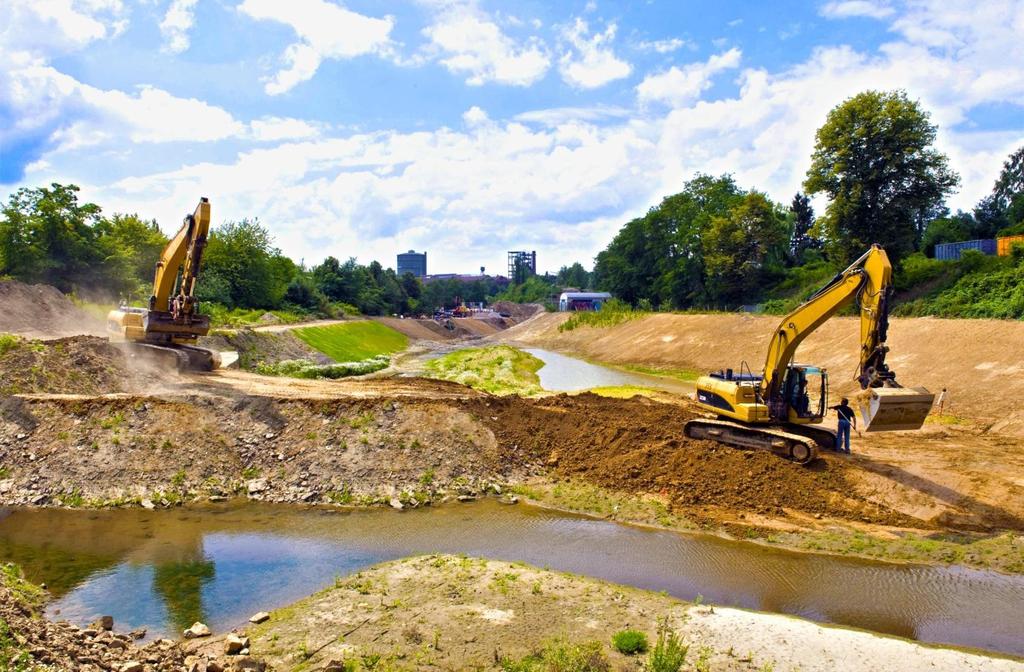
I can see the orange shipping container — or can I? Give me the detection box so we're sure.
[997,235,1024,256]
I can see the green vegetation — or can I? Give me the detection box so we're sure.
[647,620,688,672]
[777,529,1024,574]
[610,629,648,655]
[0,333,19,356]
[256,355,390,380]
[586,385,658,399]
[558,299,647,332]
[509,480,692,530]
[293,322,408,362]
[203,305,310,329]
[501,638,609,672]
[617,364,699,382]
[424,346,544,396]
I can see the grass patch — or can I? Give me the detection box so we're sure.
[501,638,609,672]
[509,480,692,530]
[293,321,408,362]
[781,529,1024,573]
[587,385,658,399]
[202,304,311,329]
[0,333,20,356]
[256,355,390,379]
[424,345,544,396]
[617,364,700,382]
[558,299,648,332]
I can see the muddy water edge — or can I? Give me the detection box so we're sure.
[7,499,1024,657]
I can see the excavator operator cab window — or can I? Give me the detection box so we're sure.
[784,366,826,419]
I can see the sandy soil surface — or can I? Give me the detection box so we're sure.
[242,554,1023,672]
[0,280,104,338]
[502,312,1024,436]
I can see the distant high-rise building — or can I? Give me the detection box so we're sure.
[507,250,536,283]
[397,250,427,277]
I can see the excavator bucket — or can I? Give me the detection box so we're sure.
[855,387,935,432]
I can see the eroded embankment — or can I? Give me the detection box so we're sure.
[1,390,916,532]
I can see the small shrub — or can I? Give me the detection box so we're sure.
[256,355,391,379]
[171,469,187,488]
[0,333,20,356]
[646,619,687,672]
[611,629,648,655]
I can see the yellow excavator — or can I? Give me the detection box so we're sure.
[685,244,934,464]
[107,198,219,371]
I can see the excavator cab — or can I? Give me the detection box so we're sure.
[780,365,827,423]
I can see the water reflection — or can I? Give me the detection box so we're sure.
[9,500,1024,656]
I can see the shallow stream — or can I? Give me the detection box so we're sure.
[5,500,1023,656]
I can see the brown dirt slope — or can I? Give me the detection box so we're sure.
[0,389,936,530]
[201,329,331,369]
[0,280,104,338]
[503,312,1024,435]
[0,335,130,395]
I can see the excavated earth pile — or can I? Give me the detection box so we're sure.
[0,280,104,338]
[473,393,919,527]
[0,388,918,529]
[0,335,131,395]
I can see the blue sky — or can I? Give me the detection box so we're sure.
[2,1,1022,274]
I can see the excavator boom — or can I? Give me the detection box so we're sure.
[107,198,217,371]
[687,244,934,463]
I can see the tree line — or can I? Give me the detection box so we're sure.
[0,184,593,316]
[593,90,1024,310]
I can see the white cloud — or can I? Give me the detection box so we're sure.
[820,1,895,20]
[9,0,1024,275]
[0,0,126,57]
[636,48,742,107]
[635,38,689,54]
[462,106,489,126]
[422,5,550,86]
[160,0,200,54]
[249,116,320,142]
[238,0,395,95]
[559,18,632,89]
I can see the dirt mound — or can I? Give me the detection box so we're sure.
[0,335,130,395]
[201,328,331,369]
[478,394,917,527]
[0,280,104,338]
[491,301,545,322]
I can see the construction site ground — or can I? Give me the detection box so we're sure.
[2,281,1024,668]
[0,283,1022,565]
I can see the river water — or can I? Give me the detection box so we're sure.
[4,500,1023,656]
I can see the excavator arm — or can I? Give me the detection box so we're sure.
[760,244,932,430]
[106,198,216,370]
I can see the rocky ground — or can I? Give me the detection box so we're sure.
[0,562,268,671]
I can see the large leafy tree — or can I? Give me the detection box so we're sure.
[595,174,744,308]
[202,218,293,309]
[0,183,104,291]
[94,213,169,298]
[703,192,791,305]
[804,90,959,264]
[556,262,590,289]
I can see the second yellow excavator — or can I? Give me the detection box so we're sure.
[107,198,219,371]
[685,245,934,464]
